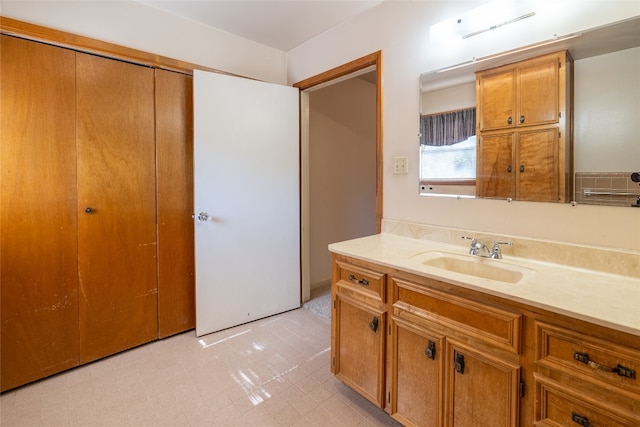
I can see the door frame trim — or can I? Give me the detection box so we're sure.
[293,51,383,303]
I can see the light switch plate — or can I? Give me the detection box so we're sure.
[393,156,408,174]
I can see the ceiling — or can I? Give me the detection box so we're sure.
[138,0,383,52]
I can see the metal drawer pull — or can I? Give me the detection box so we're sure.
[573,351,636,379]
[571,412,590,427]
[348,274,369,286]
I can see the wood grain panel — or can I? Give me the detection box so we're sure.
[155,69,195,338]
[335,294,386,408]
[477,69,515,131]
[76,53,157,363]
[391,316,444,427]
[517,57,559,126]
[0,35,79,391]
[516,128,558,202]
[446,340,521,427]
[477,132,515,199]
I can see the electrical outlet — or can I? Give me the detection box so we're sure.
[393,156,408,174]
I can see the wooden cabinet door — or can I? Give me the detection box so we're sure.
[446,341,521,427]
[477,132,515,199]
[517,57,559,127]
[0,35,79,392]
[76,53,157,363]
[477,70,515,131]
[516,128,559,202]
[155,69,195,338]
[391,317,444,427]
[335,294,386,407]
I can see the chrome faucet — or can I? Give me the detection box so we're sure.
[462,236,513,259]
[462,236,491,257]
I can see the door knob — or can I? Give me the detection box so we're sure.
[197,212,209,222]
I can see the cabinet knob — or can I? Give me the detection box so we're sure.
[507,165,512,173]
[85,207,94,214]
[454,352,465,374]
[369,316,379,333]
[425,340,436,360]
[507,116,513,125]
[520,165,525,173]
[520,115,525,124]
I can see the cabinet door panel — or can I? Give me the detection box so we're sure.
[155,69,195,338]
[335,295,385,407]
[516,128,558,202]
[1,35,79,391]
[477,70,515,131]
[477,133,515,199]
[536,375,640,427]
[76,53,157,363]
[446,341,520,427]
[517,59,559,126]
[392,318,444,427]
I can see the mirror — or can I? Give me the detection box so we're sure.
[419,16,640,207]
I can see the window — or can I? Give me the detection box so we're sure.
[419,108,476,183]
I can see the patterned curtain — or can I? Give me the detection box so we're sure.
[420,108,476,146]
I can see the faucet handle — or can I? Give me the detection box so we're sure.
[490,241,513,259]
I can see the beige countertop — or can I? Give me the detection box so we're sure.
[329,233,640,336]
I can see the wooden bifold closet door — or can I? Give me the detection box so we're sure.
[76,53,158,364]
[1,35,194,391]
[1,35,80,391]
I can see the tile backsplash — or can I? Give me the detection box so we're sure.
[574,172,640,208]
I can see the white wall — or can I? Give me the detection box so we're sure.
[287,1,640,251]
[308,77,377,287]
[0,0,286,84]
[574,47,640,172]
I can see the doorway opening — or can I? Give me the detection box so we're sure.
[294,51,382,303]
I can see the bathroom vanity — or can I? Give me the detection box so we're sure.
[329,224,639,426]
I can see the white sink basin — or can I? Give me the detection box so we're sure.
[415,251,534,284]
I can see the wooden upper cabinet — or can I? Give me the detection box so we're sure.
[76,53,158,364]
[0,35,80,392]
[477,52,564,132]
[476,51,572,202]
[477,132,515,199]
[517,57,560,127]
[516,128,559,202]
[477,69,515,131]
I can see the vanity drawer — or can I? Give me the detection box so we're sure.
[535,374,640,427]
[392,277,522,354]
[536,322,639,394]
[336,260,386,302]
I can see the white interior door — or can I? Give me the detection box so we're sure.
[193,70,300,337]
